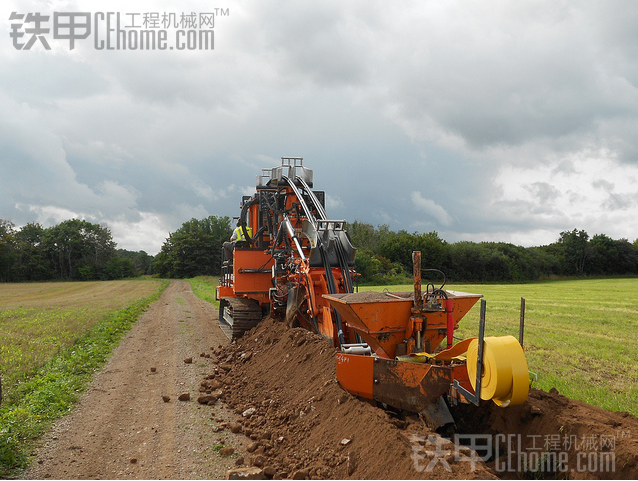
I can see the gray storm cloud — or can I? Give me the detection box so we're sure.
[2,0,638,253]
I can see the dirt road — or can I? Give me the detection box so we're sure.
[24,280,241,480]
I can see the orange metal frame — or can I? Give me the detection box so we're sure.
[217,182,356,345]
[336,352,476,408]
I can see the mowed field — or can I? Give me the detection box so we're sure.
[362,278,638,415]
[0,280,164,401]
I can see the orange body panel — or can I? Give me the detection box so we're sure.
[452,362,474,395]
[325,295,412,358]
[216,284,234,299]
[320,306,335,340]
[373,359,453,411]
[336,351,476,411]
[336,353,373,399]
[232,250,274,295]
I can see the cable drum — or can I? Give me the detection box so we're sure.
[466,335,529,407]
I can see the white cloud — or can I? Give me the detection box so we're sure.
[492,150,638,242]
[19,204,83,226]
[325,194,344,211]
[410,192,453,227]
[109,211,171,254]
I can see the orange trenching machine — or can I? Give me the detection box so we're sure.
[217,157,529,428]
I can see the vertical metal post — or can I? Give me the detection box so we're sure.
[412,251,423,352]
[446,298,454,349]
[453,298,486,406]
[474,299,487,403]
[519,297,526,348]
[412,251,422,308]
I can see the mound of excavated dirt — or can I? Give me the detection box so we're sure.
[452,389,638,479]
[204,318,638,480]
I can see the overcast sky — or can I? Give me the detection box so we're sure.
[2,1,638,254]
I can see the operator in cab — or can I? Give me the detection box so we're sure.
[230,221,252,242]
[223,221,252,262]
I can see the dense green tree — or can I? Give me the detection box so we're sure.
[347,222,391,252]
[12,223,51,281]
[353,249,408,285]
[3,214,638,284]
[0,220,17,282]
[347,224,638,284]
[154,216,232,278]
[444,242,490,282]
[117,249,155,276]
[0,218,154,282]
[353,249,382,283]
[102,256,136,279]
[378,230,446,273]
[527,244,563,278]
[614,239,638,274]
[588,235,638,275]
[43,219,117,280]
[558,229,590,275]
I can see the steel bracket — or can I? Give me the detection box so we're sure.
[453,298,486,406]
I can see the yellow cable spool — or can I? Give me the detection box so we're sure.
[466,335,529,407]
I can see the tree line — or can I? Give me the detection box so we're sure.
[348,222,638,284]
[152,217,638,283]
[2,215,637,284]
[0,219,153,282]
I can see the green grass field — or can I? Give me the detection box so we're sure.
[0,279,167,476]
[361,278,638,415]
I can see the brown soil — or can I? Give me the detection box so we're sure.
[452,389,638,479]
[210,318,495,479]
[211,317,638,480]
[337,291,413,302]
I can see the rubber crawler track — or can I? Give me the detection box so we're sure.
[219,297,263,340]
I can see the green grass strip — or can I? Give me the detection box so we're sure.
[0,280,169,478]
[187,276,220,309]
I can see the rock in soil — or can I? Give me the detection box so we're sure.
[229,422,243,433]
[219,447,235,456]
[197,394,217,405]
[292,468,309,480]
[226,467,265,480]
[246,441,260,453]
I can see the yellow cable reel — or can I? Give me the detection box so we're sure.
[466,335,529,407]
